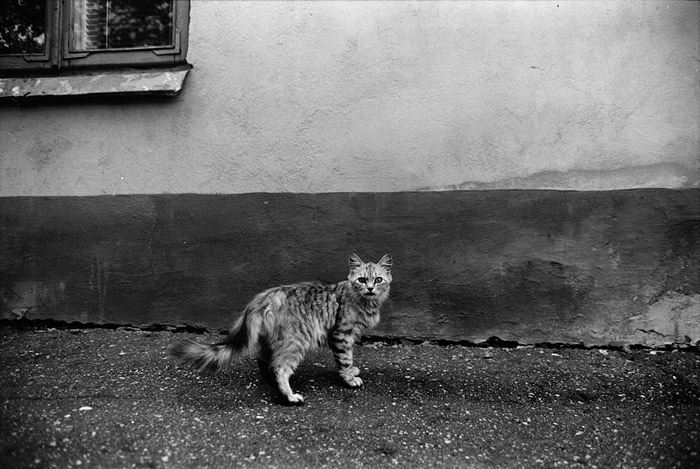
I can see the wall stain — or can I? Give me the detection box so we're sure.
[420,163,700,192]
[89,258,109,320]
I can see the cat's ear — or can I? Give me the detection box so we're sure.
[377,254,392,271]
[349,253,364,269]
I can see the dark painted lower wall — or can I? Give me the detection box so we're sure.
[1,190,699,346]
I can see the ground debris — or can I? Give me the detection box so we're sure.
[0,327,698,469]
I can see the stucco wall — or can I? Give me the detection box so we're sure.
[2,190,698,347]
[1,1,699,347]
[1,0,698,196]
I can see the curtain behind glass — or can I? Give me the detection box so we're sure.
[71,0,173,51]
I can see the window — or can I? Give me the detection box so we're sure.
[0,1,190,97]
[0,0,50,68]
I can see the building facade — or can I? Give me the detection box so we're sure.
[1,1,699,346]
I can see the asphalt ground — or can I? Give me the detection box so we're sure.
[1,326,699,469]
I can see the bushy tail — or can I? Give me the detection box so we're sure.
[171,306,263,374]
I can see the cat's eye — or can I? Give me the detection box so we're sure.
[375,277,383,284]
[357,277,367,284]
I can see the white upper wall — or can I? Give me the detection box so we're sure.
[1,0,698,196]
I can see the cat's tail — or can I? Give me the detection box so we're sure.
[171,303,263,374]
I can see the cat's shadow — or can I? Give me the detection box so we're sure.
[170,355,353,409]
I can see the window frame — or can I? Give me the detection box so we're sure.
[0,0,190,75]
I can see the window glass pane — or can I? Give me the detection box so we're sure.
[71,0,173,51]
[0,0,47,55]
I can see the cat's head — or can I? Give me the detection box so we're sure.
[348,254,392,301]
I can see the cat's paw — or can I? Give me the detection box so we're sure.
[339,367,362,386]
[345,376,363,388]
[285,393,305,406]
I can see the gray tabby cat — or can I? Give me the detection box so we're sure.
[171,253,392,405]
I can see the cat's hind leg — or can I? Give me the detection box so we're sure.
[270,345,306,405]
[273,365,304,405]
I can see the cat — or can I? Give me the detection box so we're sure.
[171,253,392,405]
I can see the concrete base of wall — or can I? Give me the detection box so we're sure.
[1,190,698,347]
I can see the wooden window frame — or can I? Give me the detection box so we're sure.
[0,0,190,75]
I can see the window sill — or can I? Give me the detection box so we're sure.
[0,65,191,100]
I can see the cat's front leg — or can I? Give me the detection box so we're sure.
[330,330,363,387]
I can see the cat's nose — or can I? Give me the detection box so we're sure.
[367,287,374,292]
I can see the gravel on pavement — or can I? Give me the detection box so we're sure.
[1,326,699,468]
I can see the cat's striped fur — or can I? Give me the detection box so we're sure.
[171,254,392,405]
